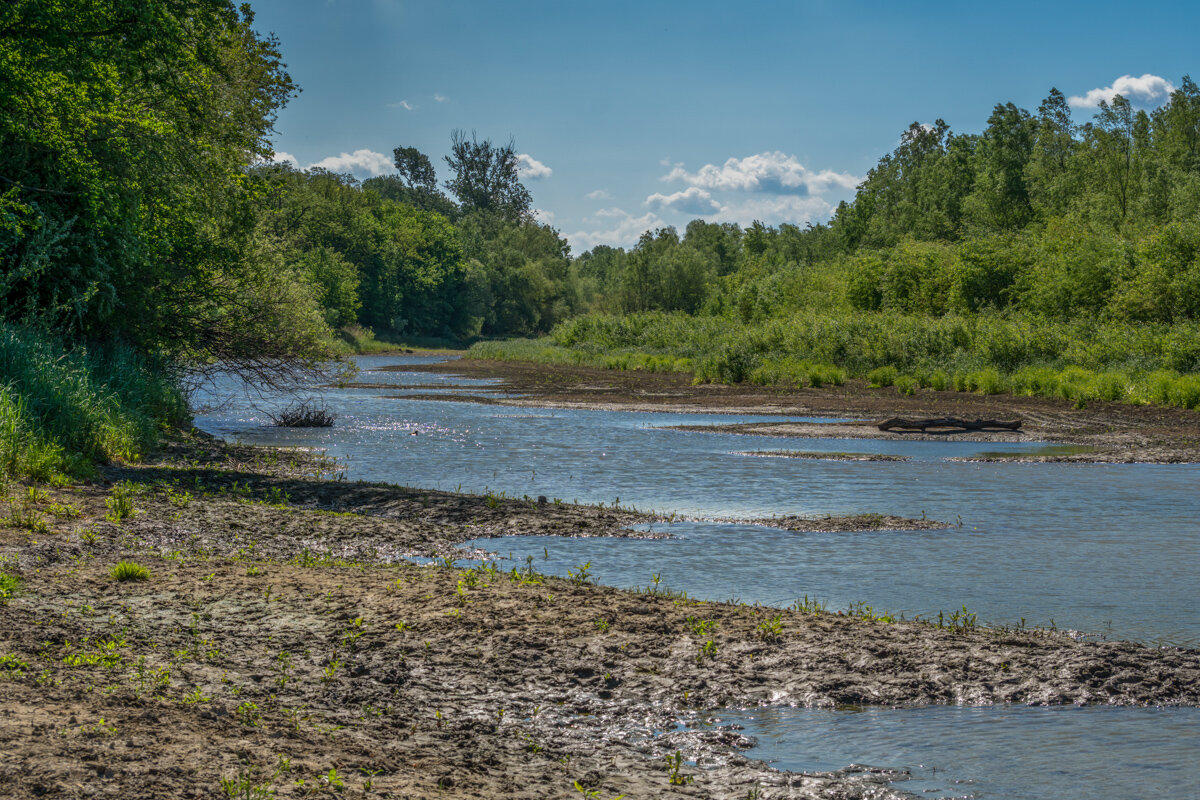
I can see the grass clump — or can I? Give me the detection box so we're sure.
[109,561,151,582]
[0,572,19,603]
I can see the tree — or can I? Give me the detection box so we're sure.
[443,130,532,220]
[1025,88,1078,219]
[0,0,337,381]
[965,102,1034,230]
[393,146,436,191]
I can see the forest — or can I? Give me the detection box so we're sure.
[3,0,1200,482]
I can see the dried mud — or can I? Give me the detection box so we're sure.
[1,424,1198,798]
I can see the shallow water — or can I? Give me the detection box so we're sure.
[703,704,1200,799]
[193,355,1200,797]
[194,355,1200,647]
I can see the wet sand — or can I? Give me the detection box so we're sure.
[1,433,1198,799]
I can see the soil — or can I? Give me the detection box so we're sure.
[397,358,1200,463]
[2,358,1200,799]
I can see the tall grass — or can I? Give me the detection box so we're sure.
[471,310,1200,411]
[0,325,189,481]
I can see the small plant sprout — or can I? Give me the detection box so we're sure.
[109,561,151,582]
[665,750,693,786]
[755,614,784,643]
[567,561,593,585]
[573,780,626,799]
[593,617,610,633]
[697,639,718,662]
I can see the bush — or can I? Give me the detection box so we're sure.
[268,400,337,427]
[867,365,898,387]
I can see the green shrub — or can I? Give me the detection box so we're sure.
[867,365,898,387]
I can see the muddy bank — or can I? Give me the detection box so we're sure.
[734,450,912,462]
[1,438,1199,800]
[402,358,1200,463]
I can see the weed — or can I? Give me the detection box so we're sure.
[236,700,262,727]
[696,639,718,661]
[593,617,610,633]
[755,614,784,642]
[664,750,693,786]
[109,561,151,582]
[0,572,18,603]
[0,653,29,677]
[220,760,274,799]
[105,481,138,523]
[567,561,593,586]
[573,780,626,799]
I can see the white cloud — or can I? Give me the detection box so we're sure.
[271,151,299,167]
[307,149,393,177]
[586,189,612,200]
[568,208,665,250]
[516,153,552,179]
[645,186,721,215]
[533,208,555,224]
[710,195,838,228]
[433,93,448,103]
[663,151,859,196]
[388,100,416,111]
[1068,74,1176,109]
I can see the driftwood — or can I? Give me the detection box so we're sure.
[876,416,1022,433]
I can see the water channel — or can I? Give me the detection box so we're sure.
[194,354,1200,799]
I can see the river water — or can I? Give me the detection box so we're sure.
[193,354,1200,799]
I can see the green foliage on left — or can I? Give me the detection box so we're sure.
[0,0,337,373]
[0,325,186,481]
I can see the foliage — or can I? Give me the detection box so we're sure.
[0,0,339,379]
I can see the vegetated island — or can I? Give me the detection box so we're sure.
[1,434,1198,800]
[405,357,1200,464]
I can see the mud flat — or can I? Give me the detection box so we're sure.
[733,450,912,462]
[1,436,1199,800]
[404,358,1200,463]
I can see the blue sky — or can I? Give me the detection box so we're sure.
[252,0,1199,252]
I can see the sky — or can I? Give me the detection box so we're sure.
[251,0,1200,252]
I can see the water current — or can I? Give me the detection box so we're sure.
[193,354,1200,799]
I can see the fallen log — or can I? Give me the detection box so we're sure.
[876,416,1022,433]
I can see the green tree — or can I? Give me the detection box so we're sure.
[443,131,532,220]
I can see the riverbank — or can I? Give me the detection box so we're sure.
[1,434,1198,799]
[398,358,1200,463]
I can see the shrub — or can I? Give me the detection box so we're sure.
[867,365,898,387]
[268,400,337,427]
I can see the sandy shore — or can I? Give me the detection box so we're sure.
[1,431,1198,799]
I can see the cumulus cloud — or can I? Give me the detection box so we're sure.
[271,151,299,167]
[307,149,393,177]
[516,153,552,179]
[711,195,839,228]
[1068,74,1176,108]
[533,208,555,224]
[568,208,665,250]
[662,151,859,196]
[645,187,721,216]
[586,189,612,200]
